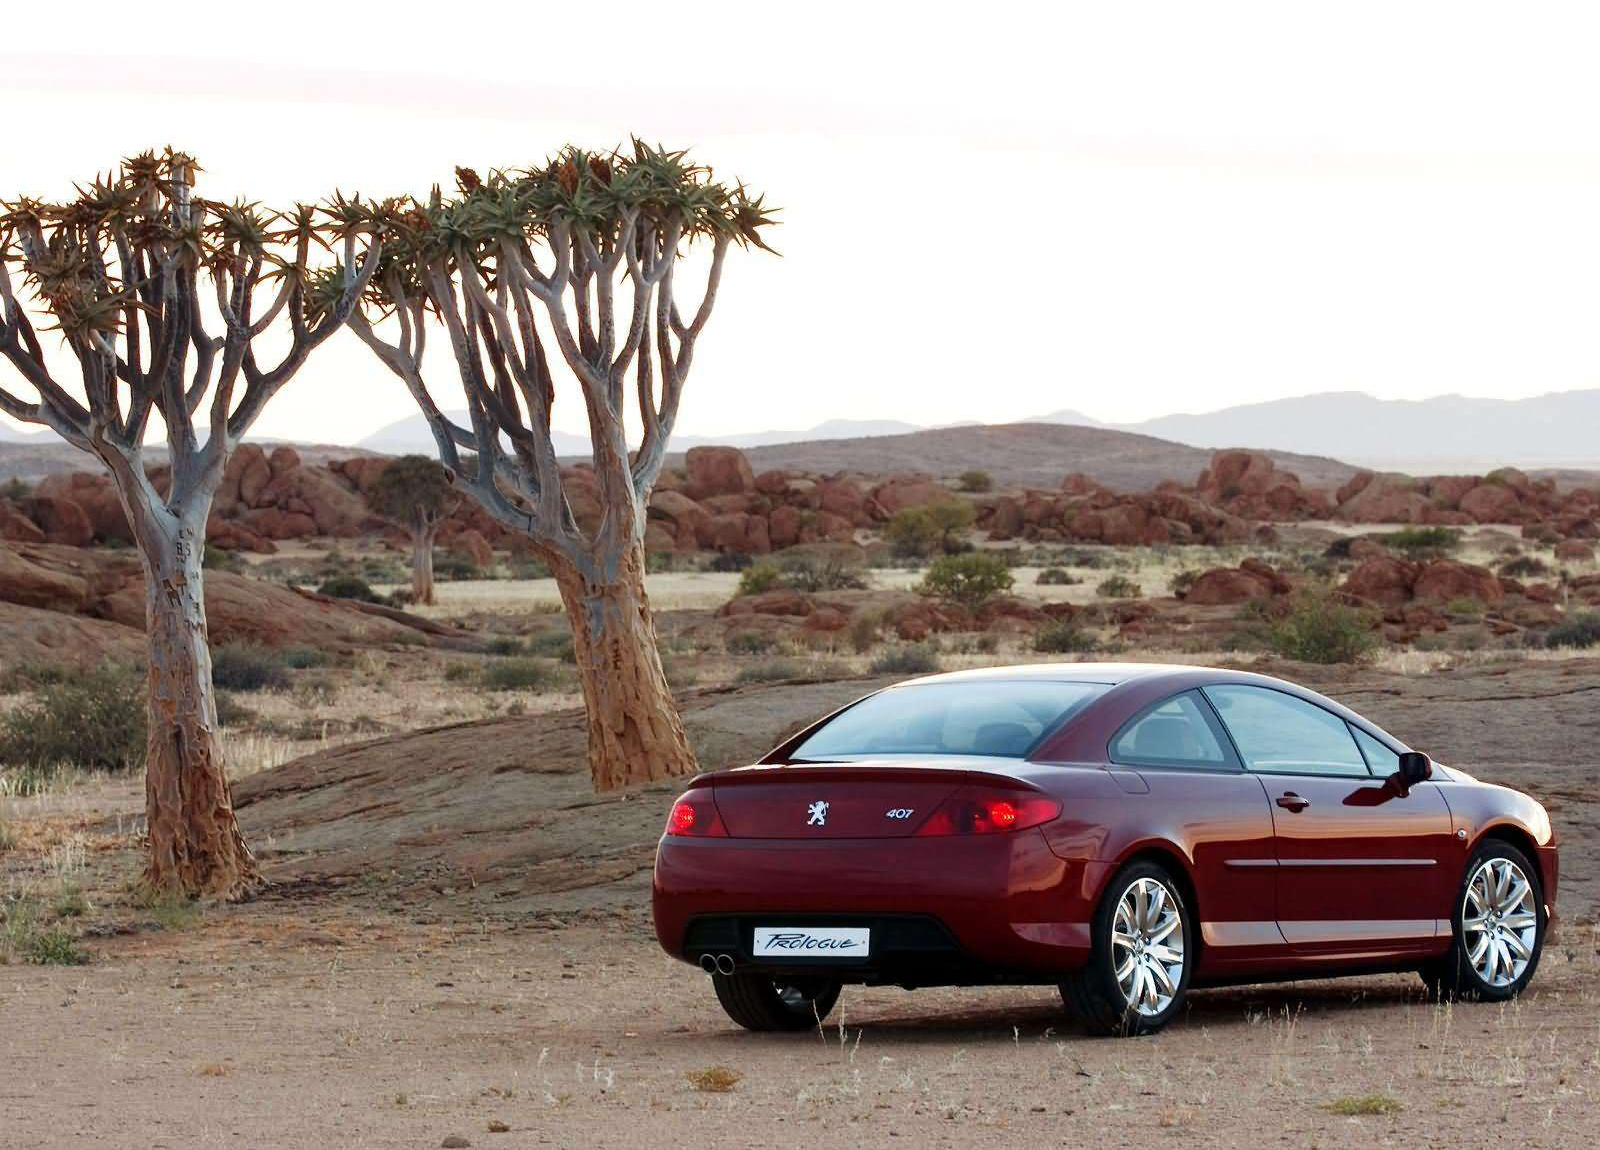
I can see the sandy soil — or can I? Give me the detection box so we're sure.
[4,659,1600,1148]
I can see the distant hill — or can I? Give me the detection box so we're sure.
[0,441,375,485]
[358,412,923,456]
[1033,390,1600,471]
[672,422,1362,492]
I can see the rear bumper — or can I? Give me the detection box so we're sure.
[652,829,1105,983]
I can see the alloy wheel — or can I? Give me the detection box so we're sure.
[1112,877,1185,1017]
[1462,856,1538,989]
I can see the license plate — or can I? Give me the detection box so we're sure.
[751,926,870,960]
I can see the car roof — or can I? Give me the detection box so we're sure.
[889,662,1246,688]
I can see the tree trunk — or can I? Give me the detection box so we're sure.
[412,524,437,605]
[552,540,697,791]
[137,514,260,899]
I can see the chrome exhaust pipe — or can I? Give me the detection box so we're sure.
[714,953,736,976]
[699,954,718,974]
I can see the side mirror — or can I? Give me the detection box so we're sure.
[1396,751,1433,789]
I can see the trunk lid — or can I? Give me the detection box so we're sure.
[708,759,1027,839]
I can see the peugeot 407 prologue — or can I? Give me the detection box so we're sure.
[651,664,1557,1036]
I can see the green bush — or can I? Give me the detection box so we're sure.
[848,611,881,654]
[1498,555,1550,579]
[434,548,489,581]
[884,501,975,559]
[780,552,868,592]
[210,644,291,692]
[525,630,576,662]
[919,552,1014,608]
[869,644,942,676]
[1035,567,1079,586]
[1095,575,1142,599]
[1259,588,1379,664]
[25,928,90,966]
[317,574,382,603]
[737,563,783,596]
[1032,618,1098,654]
[202,543,246,574]
[957,470,993,493]
[281,645,330,669]
[0,666,145,772]
[726,630,780,656]
[1546,612,1600,649]
[710,552,753,572]
[480,658,559,692]
[1,477,30,501]
[213,691,255,727]
[443,662,477,683]
[1382,526,1461,557]
[485,636,526,656]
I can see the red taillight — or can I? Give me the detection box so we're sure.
[915,789,1058,836]
[664,790,727,837]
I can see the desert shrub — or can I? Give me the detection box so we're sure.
[884,500,975,558]
[1032,618,1098,654]
[202,543,246,573]
[1258,588,1378,664]
[1444,597,1485,618]
[0,661,76,693]
[1035,566,1079,586]
[737,563,783,596]
[25,928,89,966]
[1546,611,1600,649]
[1095,575,1142,599]
[710,551,753,572]
[443,662,477,683]
[433,548,488,581]
[869,643,942,676]
[504,554,552,580]
[524,630,576,661]
[480,658,558,692]
[484,636,525,656]
[1498,554,1550,579]
[781,552,868,592]
[316,574,382,603]
[1382,526,1461,557]
[1,477,30,500]
[848,611,882,654]
[726,630,780,656]
[1169,569,1202,597]
[957,470,993,493]
[919,552,1014,608]
[0,822,15,852]
[646,549,696,573]
[280,645,330,669]
[213,692,256,727]
[210,644,291,692]
[0,666,145,772]
[735,658,805,683]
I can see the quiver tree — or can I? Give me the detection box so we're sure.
[0,151,380,897]
[348,142,775,791]
[366,453,460,604]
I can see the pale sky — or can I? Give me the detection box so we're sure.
[5,2,1600,446]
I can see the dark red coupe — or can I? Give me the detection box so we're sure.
[652,664,1557,1036]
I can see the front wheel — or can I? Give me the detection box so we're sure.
[711,973,841,1032]
[1422,841,1545,1002]
[1061,861,1192,1037]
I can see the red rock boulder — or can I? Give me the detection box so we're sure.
[684,445,755,498]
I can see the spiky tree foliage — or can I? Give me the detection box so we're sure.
[366,454,460,604]
[349,141,775,791]
[0,151,380,898]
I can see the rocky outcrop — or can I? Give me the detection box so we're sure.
[684,445,755,498]
[1181,558,1292,605]
[1196,450,1333,519]
[1343,555,1503,607]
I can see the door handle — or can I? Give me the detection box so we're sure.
[1276,792,1311,812]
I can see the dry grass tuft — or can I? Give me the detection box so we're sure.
[1321,1092,1402,1116]
[686,1065,742,1093]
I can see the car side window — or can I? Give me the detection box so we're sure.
[1204,685,1370,777]
[1350,725,1400,775]
[1110,691,1236,770]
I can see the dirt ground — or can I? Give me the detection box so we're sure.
[4,658,1600,1148]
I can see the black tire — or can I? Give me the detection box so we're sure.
[1422,839,1545,1003]
[1060,860,1193,1037]
[711,973,842,1032]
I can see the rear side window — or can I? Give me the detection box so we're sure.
[1110,691,1235,770]
[789,681,1110,760]
[1205,685,1369,777]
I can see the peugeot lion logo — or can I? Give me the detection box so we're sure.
[806,800,829,826]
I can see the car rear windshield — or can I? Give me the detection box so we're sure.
[787,681,1111,761]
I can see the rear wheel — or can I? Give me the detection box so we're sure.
[711,973,841,1032]
[1422,841,1544,1002]
[1061,861,1192,1037]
